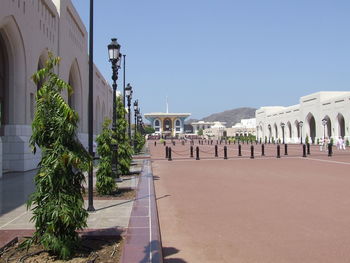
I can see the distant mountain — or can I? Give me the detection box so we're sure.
[185,118,199,124]
[186,107,256,127]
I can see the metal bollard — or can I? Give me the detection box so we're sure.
[303,144,307,157]
[163,141,166,146]
[238,144,242,156]
[196,146,200,160]
[328,143,333,157]
[168,147,172,161]
[211,140,213,145]
[224,146,228,159]
[229,141,231,145]
[215,145,218,157]
[250,145,254,159]
[307,143,310,155]
[284,144,288,155]
[182,140,185,146]
[165,146,169,159]
[262,144,265,156]
[277,145,281,158]
[173,141,175,146]
[220,140,222,145]
[217,140,218,145]
[154,141,157,146]
[190,145,194,158]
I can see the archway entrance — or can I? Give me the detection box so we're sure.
[0,34,9,135]
[295,120,300,138]
[337,113,345,138]
[274,123,278,139]
[306,113,316,143]
[323,115,332,138]
[163,118,172,134]
[68,61,82,131]
[287,122,292,139]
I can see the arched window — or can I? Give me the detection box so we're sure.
[176,120,180,126]
[154,119,160,132]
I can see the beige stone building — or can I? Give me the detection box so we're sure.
[0,0,113,176]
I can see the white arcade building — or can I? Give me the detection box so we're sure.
[256,91,350,144]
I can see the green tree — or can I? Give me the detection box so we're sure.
[96,119,115,195]
[134,131,146,154]
[116,96,133,175]
[198,128,203,136]
[26,54,90,259]
[144,125,155,134]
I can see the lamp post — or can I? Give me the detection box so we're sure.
[108,38,122,182]
[134,100,138,145]
[322,118,327,140]
[268,124,271,143]
[299,121,303,144]
[138,115,142,134]
[281,122,285,144]
[87,0,95,212]
[125,83,133,142]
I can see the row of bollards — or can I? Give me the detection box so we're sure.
[165,143,334,160]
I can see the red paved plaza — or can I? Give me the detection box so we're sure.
[151,141,350,263]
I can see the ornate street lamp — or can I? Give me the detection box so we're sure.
[322,118,327,140]
[108,38,122,182]
[125,83,133,142]
[280,122,285,144]
[299,121,303,144]
[134,100,138,145]
[138,115,142,134]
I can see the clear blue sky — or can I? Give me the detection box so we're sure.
[72,0,350,119]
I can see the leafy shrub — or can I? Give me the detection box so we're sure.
[96,119,115,195]
[26,54,90,259]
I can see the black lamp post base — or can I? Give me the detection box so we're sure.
[116,177,123,183]
[87,205,96,212]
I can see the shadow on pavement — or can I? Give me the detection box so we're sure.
[163,246,188,263]
[0,169,36,215]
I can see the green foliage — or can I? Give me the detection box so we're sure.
[26,53,91,260]
[144,125,155,134]
[305,135,309,144]
[134,131,146,154]
[116,96,133,175]
[317,138,320,145]
[96,119,115,195]
[197,128,203,136]
[264,136,267,144]
[271,137,275,144]
[330,138,334,145]
[159,138,165,144]
[346,139,349,147]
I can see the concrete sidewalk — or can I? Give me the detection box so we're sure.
[0,161,141,248]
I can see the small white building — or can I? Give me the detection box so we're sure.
[192,121,227,135]
[256,91,350,144]
[226,118,256,137]
[203,122,226,139]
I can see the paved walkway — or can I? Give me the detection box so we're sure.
[151,141,350,263]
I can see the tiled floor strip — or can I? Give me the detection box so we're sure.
[120,159,163,263]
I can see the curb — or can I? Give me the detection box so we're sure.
[120,159,163,263]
